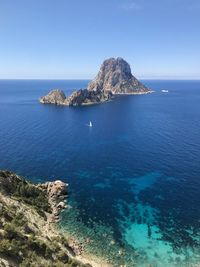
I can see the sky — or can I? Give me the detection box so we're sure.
[0,0,200,79]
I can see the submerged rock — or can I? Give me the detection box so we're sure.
[88,57,150,94]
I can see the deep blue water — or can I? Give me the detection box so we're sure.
[1,80,200,266]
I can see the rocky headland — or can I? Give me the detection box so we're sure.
[39,57,152,106]
[37,180,68,223]
[0,170,95,267]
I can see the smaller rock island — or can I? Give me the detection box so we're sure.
[39,57,152,106]
[40,89,67,105]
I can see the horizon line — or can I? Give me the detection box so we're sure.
[0,77,200,81]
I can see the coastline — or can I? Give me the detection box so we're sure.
[0,169,112,267]
[114,90,154,95]
[55,219,113,267]
[80,90,154,105]
[40,90,154,107]
[57,224,114,267]
[38,179,113,266]
[76,253,112,267]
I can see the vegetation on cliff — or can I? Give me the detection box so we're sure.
[0,170,91,267]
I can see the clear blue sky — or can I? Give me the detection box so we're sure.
[0,0,200,79]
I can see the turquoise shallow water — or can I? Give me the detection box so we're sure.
[1,80,200,266]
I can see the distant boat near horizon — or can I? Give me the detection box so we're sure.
[89,121,93,127]
[161,89,169,93]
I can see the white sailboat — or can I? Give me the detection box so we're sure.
[89,121,93,127]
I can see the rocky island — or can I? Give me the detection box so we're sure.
[0,170,94,267]
[39,57,152,106]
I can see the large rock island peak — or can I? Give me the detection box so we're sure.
[87,57,149,94]
[39,57,152,106]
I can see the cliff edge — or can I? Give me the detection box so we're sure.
[0,170,92,267]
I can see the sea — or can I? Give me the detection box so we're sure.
[0,79,200,266]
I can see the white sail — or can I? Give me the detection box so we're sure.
[89,121,92,127]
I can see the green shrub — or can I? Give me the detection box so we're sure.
[11,212,27,227]
[13,181,51,214]
[0,238,23,262]
[4,223,25,241]
[57,251,69,263]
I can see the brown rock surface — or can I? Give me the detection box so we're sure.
[40,89,67,105]
[87,57,150,94]
[39,57,151,107]
[41,180,68,222]
[65,88,112,106]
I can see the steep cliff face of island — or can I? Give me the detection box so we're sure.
[87,57,149,94]
[0,170,91,267]
[39,57,151,106]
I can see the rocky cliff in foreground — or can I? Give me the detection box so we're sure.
[0,170,92,267]
[39,57,151,106]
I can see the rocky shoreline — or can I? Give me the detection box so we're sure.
[38,180,69,223]
[39,57,152,106]
[115,90,154,95]
[0,170,95,267]
[0,170,114,267]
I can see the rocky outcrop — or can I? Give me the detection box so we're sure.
[87,57,150,94]
[39,57,151,106]
[40,89,67,105]
[39,88,112,106]
[39,180,68,222]
[0,170,68,223]
[0,170,92,267]
[65,88,112,106]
